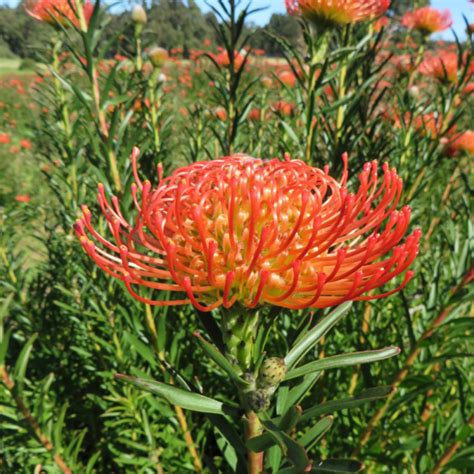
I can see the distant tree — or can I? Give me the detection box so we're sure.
[250,14,302,56]
[0,5,50,59]
[390,0,430,16]
[146,0,217,52]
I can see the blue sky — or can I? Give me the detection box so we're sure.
[195,0,472,40]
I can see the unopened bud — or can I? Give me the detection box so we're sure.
[157,73,167,83]
[258,357,286,388]
[245,389,270,413]
[131,5,147,25]
[408,86,420,99]
[260,76,273,89]
[148,46,169,68]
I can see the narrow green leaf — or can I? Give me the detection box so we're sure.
[285,347,400,381]
[0,328,12,366]
[300,416,334,450]
[208,414,246,456]
[279,459,362,474]
[13,334,38,386]
[261,419,310,471]
[123,332,157,367]
[247,406,303,452]
[280,122,299,144]
[278,405,302,433]
[283,372,322,412]
[193,332,247,386]
[301,386,394,422]
[0,294,13,323]
[115,374,234,415]
[285,302,352,369]
[311,459,363,472]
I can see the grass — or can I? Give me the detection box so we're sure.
[0,57,38,75]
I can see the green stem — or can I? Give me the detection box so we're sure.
[51,37,77,200]
[76,0,122,192]
[221,307,259,371]
[335,26,351,146]
[149,70,162,154]
[135,24,143,72]
[399,126,413,166]
[305,27,329,163]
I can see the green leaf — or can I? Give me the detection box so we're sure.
[261,419,310,471]
[13,334,38,387]
[193,332,247,386]
[280,122,300,144]
[247,406,302,452]
[301,386,394,422]
[285,347,400,381]
[278,405,302,432]
[0,328,12,366]
[283,372,322,412]
[311,459,363,472]
[285,302,352,369]
[0,294,13,324]
[115,374,235,415]
[300,416,334,450]
[278,459,363,473]
[123,332,157,367]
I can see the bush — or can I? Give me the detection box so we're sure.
[18,58,36,70]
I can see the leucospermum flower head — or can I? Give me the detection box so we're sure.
[401,7,452,35]
[25,0,93,27]
[287,0,390,26]
[420,52,474,84]
[75,151,421,312]
[444,130,474,156]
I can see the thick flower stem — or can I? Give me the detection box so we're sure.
[246,411,264,474]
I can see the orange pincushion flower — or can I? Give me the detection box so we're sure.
[0,133,11,144]
[420,52,474,84]
[401,7,452,35]
[211,49,245,70]
[75,150,420,312]
[278,70,297,87]
[25,0,93,27]
[294,0,390,26]
[15,194,31,203]
[391,112,455,139]
[444,131,474,156]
